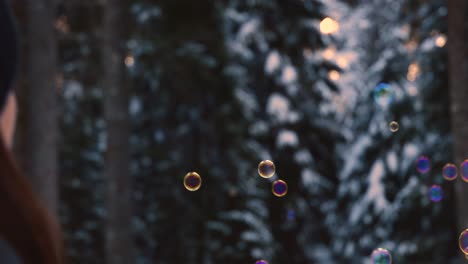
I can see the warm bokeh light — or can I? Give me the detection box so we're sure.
[55,15,70,34]
[323,46,336,60]
[407,62,420,82]
[125,55,135,67]
[328,70,340,81]
[320,17,339,34]
[435,35,447,47]
[282,66,297,83]
[337,57,350,68]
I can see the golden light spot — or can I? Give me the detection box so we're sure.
[328,70,340,81]
[323,46,336,60]
[336,57,349,69]
[435,35,447,47]
[320,17,339,34]
[407,62,420,82]
[55,15,69,34]
[124,55,135,67]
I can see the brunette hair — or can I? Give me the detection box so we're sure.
[0,137,64,263]
[0,0,64,263]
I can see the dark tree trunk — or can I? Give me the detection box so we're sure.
[448,0,468,257]
[102,0,133,263]
[15,0,59,213]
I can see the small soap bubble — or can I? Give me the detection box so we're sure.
[416,156,431,174]
[272,180,288,197]
[460,160,468,182]
[429,185,443,202]
[183,172,202,191]
[258,160,276,178]
[255,260,268,264]
[459,229,468,256]
[442,163,458,181]
[370,248,392,264]
[389,121,399,132]
[374,83,394,108]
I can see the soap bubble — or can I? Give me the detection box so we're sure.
[389,121,399,132]
[255,260,268,264]
[374,83,394,108]
[416,156,431,174]
[428,185,443,202]
[272,180,288,197]
[183,172,202,191]
[442,163,458,181]
[258,160,276,178]
[461,160,468,182]
[370,248,392,264]
[459,229,468,256]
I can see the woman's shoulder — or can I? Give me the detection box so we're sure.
[0,238,22,264]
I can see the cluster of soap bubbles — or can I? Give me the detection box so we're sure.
[422,159,468,203]
[414,156,444,203]
[440,160,468,182]
[415,156,468,258]
[258,160,288,197]
[182,161,282,263]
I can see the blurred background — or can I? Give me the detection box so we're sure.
[9,0,468,263]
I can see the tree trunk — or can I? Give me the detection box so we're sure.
[102,0,133,263]
[18,0,59,213]
[448,0,468,255]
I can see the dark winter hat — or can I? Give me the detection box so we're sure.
[0,0,18,111]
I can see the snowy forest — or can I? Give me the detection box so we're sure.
[9,0,468,263]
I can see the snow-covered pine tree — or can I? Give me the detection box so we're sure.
[128,1,262,263]
[214,0,345,262]
[328,0,454,262]
[57,2,107,263]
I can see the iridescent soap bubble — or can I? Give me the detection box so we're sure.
[459,229,468,256]
[389,121,399,132]
[416,156,431,174]
[183,172,202,191]
[272,180,288,197]
[428,185,443,202]
[255,260,268,264]
[461,160,468,182]
[374,83,394,108]
[442,163,458,181]
[258,160,276,178]
[371,248,392,264]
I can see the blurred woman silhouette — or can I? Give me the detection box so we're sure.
[0,0,64,263]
